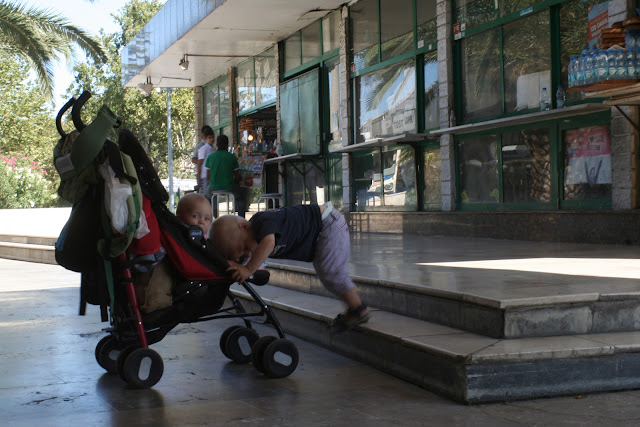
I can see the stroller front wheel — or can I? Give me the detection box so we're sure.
[122,347,164,388]
[262,338,298,378]
[224,327,259,363]
[95,336,125,374]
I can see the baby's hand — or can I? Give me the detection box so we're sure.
[227,260,251,283]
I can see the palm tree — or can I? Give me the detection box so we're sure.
[0,0,106,101]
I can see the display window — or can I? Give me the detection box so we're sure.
[354,59,417,141]
[562,125,612,202]
[424,51,439,130]
[353,146,417,211]
[458,135,500,204]
[203,76,230,131]
[502,128,551,204]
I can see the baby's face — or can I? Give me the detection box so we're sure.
[181,199,212,235]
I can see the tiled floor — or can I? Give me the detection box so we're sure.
[3,259,640,425]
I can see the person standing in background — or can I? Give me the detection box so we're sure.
[197,127,216,196]
[192,125,213,191]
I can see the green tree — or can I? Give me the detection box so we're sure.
[0,51,59,208]
[66,0,195,181]
[0,0,106,101]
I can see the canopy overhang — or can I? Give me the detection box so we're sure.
[121,0,349,90]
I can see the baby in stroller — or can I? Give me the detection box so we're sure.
[54,92,299,389]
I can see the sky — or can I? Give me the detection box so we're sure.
[27,0,137,111]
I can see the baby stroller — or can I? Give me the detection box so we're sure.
[54,92,298,388]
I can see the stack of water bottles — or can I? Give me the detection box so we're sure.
[568,42,640,89]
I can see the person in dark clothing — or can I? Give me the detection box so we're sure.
[209,203,370,332]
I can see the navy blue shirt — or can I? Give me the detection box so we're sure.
[249,204,322,262]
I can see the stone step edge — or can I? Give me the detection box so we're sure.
[0,241,56,251]
[0,235,57,246]
[230,284,640,365]
[265,261,640,309]
[231,284,640,403]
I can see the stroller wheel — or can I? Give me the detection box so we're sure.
[225,327,260,363]
[95,336,125,374]
[251,336,278,373]
[219,325,243,359]
[122,347,164,389]
[117,345,139,382]
[262,339,299,378]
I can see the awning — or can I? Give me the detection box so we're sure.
[121,0,347,90]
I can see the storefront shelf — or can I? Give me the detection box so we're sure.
[430,103,611,136]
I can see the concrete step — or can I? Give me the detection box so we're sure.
[0,236,56,265]
[231,283,640,403]
[265,261,640,339]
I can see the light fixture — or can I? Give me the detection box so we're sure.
[136,77,153,96]
[179,55,189,70]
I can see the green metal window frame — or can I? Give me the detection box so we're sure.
[455,110,611,211]
[281,13,342,80]
[452,0,595,126]
[235,48,277,116]
[350,144,420,212]
[349,0,438,141]
[202,74,231,133]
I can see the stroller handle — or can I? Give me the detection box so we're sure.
[72,91,92,131]
[55,97,76,138]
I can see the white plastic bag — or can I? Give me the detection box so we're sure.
[98,162,132,234]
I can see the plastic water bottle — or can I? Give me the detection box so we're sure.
[596,49,608,82]
[540,87,550,111]
[556,85,566,108]
[628,48,637,79]
[577,53,586,86]
[607,49,618,80]
[617,49,628,80]
[568,56,575,88]
[584,50,594,84]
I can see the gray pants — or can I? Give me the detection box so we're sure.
[312,208,355,297]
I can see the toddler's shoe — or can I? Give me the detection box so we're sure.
[330,304,370,333]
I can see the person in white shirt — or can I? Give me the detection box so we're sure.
[197,128,216,196]
[192,125,213,190]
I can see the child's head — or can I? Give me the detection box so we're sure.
[216,134,229,151]
[209,214,254,260]
[176,193,212,235]
[203,127,215,145]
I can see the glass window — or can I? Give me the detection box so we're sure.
[458,135,499,204]
[203,77,230,129]
[560,0,603,103]
[501,0,546,17]
[304,161,325,205]
[383,148,417,208]
[327,60,342,143]
[219,79,230,125]
[423,147,441,210]
[326,153,343,209]
[460,29,501,121]
[351,0,379,72]
[503,11,550,114]
[424,51,439,130]
[417,0,437,48]
[563,125,612,201]
[354,151,382,209]
[255,50,277,106]
[236,60,255,112]
[285,162,305,205]
[502,128,551,204]
[301,22,322,64]
[322,10,341,53]
[284,32,301,73]
[380,0,413,62]
[355,59,416,141]
[203,82,219,128]
[454,0,495,30]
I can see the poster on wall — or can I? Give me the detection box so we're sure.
[588,2,608,48]
[237,155,266,188]
[564,126,612,185]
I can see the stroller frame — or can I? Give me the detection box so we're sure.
[56,92,299,389]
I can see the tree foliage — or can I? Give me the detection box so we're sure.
[0,0,106,101]
[65,0,195,180]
